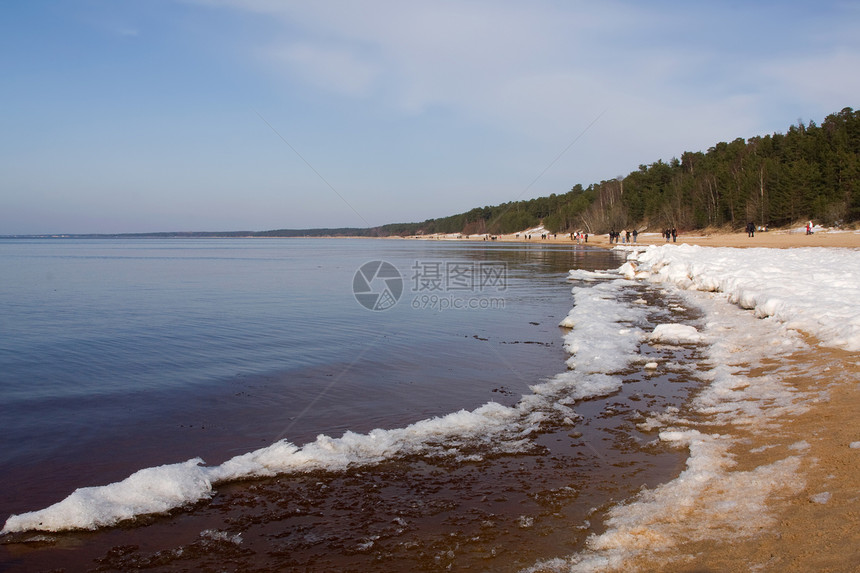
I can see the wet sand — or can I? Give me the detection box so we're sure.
[609,341,860,573]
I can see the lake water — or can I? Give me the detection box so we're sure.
[0,238,703,571]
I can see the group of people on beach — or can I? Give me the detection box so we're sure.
[608,229,638,244]
[475,220,816,244]
[513,233,558,240]
[746,222,777,237]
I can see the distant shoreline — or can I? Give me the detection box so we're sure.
[0,232,367,240]
[3,227,859,248]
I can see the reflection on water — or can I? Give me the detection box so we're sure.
[1,239,709,571]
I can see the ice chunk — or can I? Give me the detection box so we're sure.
[2,459,212,533]
[649,323,703,344]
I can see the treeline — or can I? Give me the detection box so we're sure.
[377,192,589,236]
[394,107,860,235]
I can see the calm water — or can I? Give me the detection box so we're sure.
[0,238,704,571]
[0,239,617,510]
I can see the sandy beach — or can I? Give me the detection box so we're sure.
[414,228,860,572]
[622,233,859,572]
[612,234,858,573]
[562,335,860,573]
[558,233,857,572]
[412,226,860,250]
[647,340,860,572]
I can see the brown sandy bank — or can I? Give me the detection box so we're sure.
[600,229,860,249]
[621,340,860,573]
[407,228,860,249]
[526,336,859,573]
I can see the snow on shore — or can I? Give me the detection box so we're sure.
[620,244,860,351]
[529,244,859,572]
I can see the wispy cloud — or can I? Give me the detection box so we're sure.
[181,0,860,196]
[193,0,778,140]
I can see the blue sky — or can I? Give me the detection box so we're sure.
[2,1,859,234]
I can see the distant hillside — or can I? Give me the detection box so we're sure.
[7,228,390,239]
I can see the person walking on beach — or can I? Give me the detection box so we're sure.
[746,222,755,237]
[671,228,677,242]
[632,229,638,243]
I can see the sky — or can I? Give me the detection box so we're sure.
[2,1,859,234]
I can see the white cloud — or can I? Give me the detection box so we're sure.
[203,1,765,135]
[187,0,860,203]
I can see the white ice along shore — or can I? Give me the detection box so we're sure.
[619,244,860,351]
[528,244,860,573]
[2,272,647,534]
